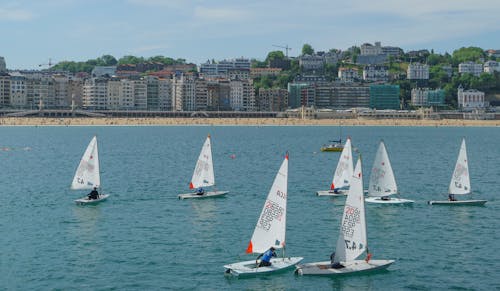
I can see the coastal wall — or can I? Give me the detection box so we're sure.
[0,117,499,127]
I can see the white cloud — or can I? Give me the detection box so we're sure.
[0,8,34,21]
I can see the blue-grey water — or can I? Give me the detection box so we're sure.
[1,125,499,290]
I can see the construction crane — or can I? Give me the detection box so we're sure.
[272,45,292,58]
[39,58,55,69]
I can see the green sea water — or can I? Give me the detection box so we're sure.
[1,125,499,290]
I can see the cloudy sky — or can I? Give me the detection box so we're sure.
[1,0,500,69]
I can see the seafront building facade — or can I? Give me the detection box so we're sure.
[411,88,445,107]
[457,86,486,110]
[458,62,483,77]
[407,63,429,80]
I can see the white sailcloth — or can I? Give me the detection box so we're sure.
[71,136,100,190]
[246,154,288,254]
[449,138,471,195]
[331,138,353,191]
[368,141,397,197]
[334,157,367,263]
[190,135,215,189]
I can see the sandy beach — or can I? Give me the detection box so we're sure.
[0,117,499,127]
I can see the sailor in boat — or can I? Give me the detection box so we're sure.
[448,194,456,201]
[196,187,205,196]
[381,196,391,201]
[88,187,99,200]
[330,252,344,269]
[256,247,277,267]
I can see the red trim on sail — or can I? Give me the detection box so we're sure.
[189,182,194,189]
[330,183,335,190]
[285,152,289,160]
[246,241,253,254]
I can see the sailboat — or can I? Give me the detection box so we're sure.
[317,137,353,196]
[296,156,394,275]
[365,141,414,204]
[72,136,109,205]
[321,125,344,152]
[428,138,486,206]
[178,134,229,199]
[224,153,303,277]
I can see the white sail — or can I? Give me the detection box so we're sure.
[71,136,100,190]
[246,154,288,254]
[334,157,367,263]
[368,141,397,197]
[190,135,215,189]
[449,138,471,195]
[331,138,353,191]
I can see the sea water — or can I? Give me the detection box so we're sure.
[1,125,499,290]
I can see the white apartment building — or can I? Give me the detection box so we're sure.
[229,79,255,111]
[381,46,402,57]
[407,63,429,80]
[199,58,251,77]
[83,78,108,109]
[172,74,196,111]
[484,61,500,74]
[299,54,324,71]
[458,62,483,77]
[338,67,359,82]
[360,42,382,55]
[363,65,388,82]
[457,86,485,110]
[133,79,147,110]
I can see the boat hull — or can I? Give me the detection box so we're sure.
[428,199,487,206]
[321,147,343,152]
[224,257,303,277]
[74,194,109,205]
[316,190,348,196]
[365,197,414,204]
[295,259,394,276]
[178,190,229,200]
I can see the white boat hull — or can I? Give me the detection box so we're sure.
[74,194,109,205]
[365,197,414,204]
[178,190,229,200]
[428,199,487,206]
[224,257,303,277]
[316,190,348,196]
[295,259,394,276]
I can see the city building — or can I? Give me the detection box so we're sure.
[457,86,486,110]
[250,68,282,78]
[200,58,251,78]
[257,88,288,111]
[411,88,445,107]
[407,63,429,80]
[91,66,117,78]
[206,79,231,111]
[158,78,173,111]
[0,73,10,106]
[0,57,6,72]
[338,67,359,82]
[229,79,255,111]
[381,46,403,57]
[370,84,400,110]
[287,83,309,109]
[82,77,108,109]
[458,62,483,77]
[9,73,27,108]
[484,61,500,74]
[298,54,324,71]
[485,49,500,58]
[442,65,453,78]
[360,42,383,55]
[363,65,389,82]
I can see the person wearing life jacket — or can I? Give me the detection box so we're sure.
[196,187,205,195]
[256,247,277,267]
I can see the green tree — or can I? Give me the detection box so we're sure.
[302,44,314,55]
[452,47,485,64]
[265,51,285,64]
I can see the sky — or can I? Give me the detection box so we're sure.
[1,0,500,69]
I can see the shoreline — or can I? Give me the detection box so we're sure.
[0,117,499,127]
